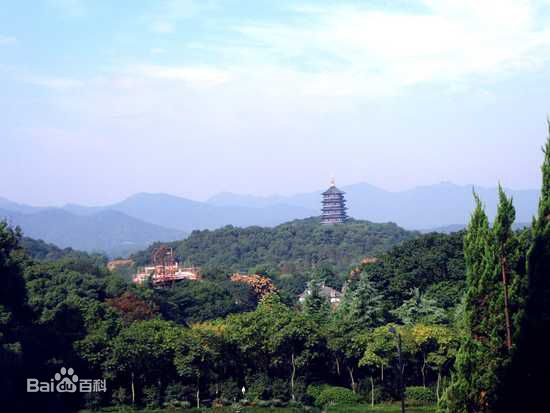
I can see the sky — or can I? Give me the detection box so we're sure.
[2,0,550,206]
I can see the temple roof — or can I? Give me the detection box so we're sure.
[322,185,345,195]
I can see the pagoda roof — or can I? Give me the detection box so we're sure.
[322,185,345,195]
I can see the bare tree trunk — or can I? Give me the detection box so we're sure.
[381,364,384,381]
[370,376,375,407]
[291,352,296,400]
[196,376,200,408]
[347,366,356,393]
[501,257,513,350]
[335,357,341,376]
[131,371,135,405]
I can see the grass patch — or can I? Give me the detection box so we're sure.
[326,403,436,413]
[80,403,436,413]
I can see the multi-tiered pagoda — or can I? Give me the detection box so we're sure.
[321,179,348,224]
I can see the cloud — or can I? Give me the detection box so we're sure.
[146,0,215,33]
[150,48,167,55]
[23,76,84,89]
[0,35,17,45]
[130,64,230,87]
[150,21,175,34]
[48,0,86,17]
[221,0,550,97]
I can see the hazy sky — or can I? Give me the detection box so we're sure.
[2,0,550,206]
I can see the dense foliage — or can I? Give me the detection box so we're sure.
[0,222,456,412]
[354,231,466,310]
[132,218,418,275]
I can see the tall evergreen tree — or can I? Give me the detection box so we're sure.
[302,278,331,325]
[507,123,550,412]
[339,273,386,330]
[391,287,448,325]
[441,193,505,412]
[441,193,496,413]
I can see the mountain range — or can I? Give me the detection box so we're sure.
[0,181,539,256]
[208,181,539,229]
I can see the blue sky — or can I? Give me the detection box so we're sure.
[2,0,550,206]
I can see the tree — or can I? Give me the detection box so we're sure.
[441,193,493,412]
[0,223,28,409]
[339,272,386,330]
[408,324,458,396]
[173,325,223,408]
[442,187,527,413]
[103,319,182,405]
[509,123,550,412]
[106,292,158,324]
[302,278,331,325]
[392,288,448,325]
[326,315,365,393]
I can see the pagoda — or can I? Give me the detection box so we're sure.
[321,178,348,224]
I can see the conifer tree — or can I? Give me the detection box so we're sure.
[508,123,550,412]
[441,194,491,412]
[302,277,331,326]
[338,273,385,330]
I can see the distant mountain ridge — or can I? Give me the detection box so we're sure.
[0,181,540,256]
[0,207,185,257]
[207,182,540,230]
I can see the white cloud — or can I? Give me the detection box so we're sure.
[130,64,230,87]
[146,0,215,33]
[150,20,175,33]
[48,0,86,17]
[223,0,550,97]
[23,76,84,89]
[0,35,17,45]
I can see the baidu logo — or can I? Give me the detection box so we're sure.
[27,367,106,393]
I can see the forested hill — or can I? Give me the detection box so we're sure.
[132,217,418,273]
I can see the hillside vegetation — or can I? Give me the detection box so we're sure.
[132,217,418,274]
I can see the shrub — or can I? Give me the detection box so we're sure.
[83,391,102,410]
[255,399,271,407]
[142,384,160,408]
[306,383,329,401]
[271,379,291,401]
[405,386,436,404]
[219,379,241,400]
[293,379,308,403]
[246,373,269,400]
[270,398,287,407]
[315,386,360,407]
[163,382,191,410]
[111,387,127,406]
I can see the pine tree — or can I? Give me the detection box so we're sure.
[338,273,386,329]
[441,193,491,412]
[392,287,448,325]
[507,123,550,412]
[302,278,331,325]
[441,191,523,412]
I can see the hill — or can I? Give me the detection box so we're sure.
[0,208,185,257]
[132,217,419,275]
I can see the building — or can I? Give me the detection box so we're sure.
[298,282,342,306]
[132,246,201,286]
[321,178,348,224]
